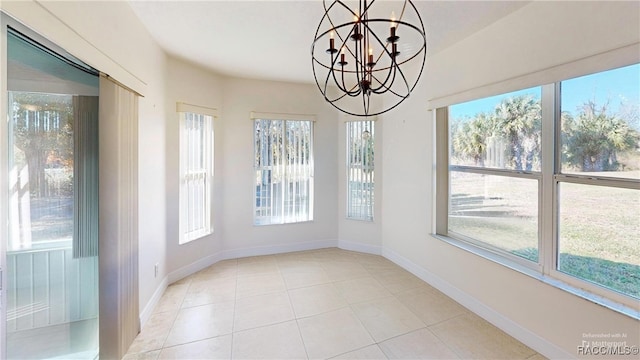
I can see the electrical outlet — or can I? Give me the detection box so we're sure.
[154,263,159,278]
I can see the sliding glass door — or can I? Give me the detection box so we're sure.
[5,27,99,359]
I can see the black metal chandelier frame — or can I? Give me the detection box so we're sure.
[312,0,426,117]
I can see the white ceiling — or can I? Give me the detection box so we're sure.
[128,1,529,84]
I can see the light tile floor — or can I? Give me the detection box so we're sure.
[124,248,546,360]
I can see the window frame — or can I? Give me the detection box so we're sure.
[435,70,640,315]
[178,103,216,244]
[437,86,546,272]
[346,119,375,221]
[252,112,315,226]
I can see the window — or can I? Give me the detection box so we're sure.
[254,117,314,225]
[346,120,375,221]
[178,104,215,244]
[556,65,640,300]
[436,64,640,307]
[447,87,542,263]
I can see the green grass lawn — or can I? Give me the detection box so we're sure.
[449,171,639,299]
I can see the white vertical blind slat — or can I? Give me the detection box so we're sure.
[98,76,139,359]
[346,120,374,221]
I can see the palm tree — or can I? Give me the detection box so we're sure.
[494,95,541,171]
[563,101,639,171]
[451,112,497,167]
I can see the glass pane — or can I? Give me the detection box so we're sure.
[254,119,313,225]
[7,30,99,359]
[558,183,640,299]
[449,171,538,262]
[347,120,375,221]
[182,112,212,240]
[9,93,74,250]
[560,64,640,179]
[449,87,542,171]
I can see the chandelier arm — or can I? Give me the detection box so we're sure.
[336,27,362,96]
[377,55,411,98]
[326,49,356,96]
[340,67,362,97]
[370,61,397,94]
[361,22,396,93]
[329,64,352,95]
[371,40,400,94]
[354,32,366,96]
[328,88,356,104]
[368,64,394,94]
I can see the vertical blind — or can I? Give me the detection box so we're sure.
[98,76,139,359]
[346,120,374,221]
[254,119,314,225]
[73,95,99,258]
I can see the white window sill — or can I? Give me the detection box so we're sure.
[253,219,314,226]
[180,229,213,245]
[431,233,640,320]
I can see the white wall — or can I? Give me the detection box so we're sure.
[382,2,640,359]
[164,56,225,278]
[220,77,340,255]
[426,1,640,105]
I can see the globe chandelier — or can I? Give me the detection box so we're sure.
[312,0,427,117]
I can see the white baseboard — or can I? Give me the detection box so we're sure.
[167,252,226,284]
[139,239,339,328]
[139,276,168,329]
[382,247,575,360]
[338,239,382,255]
[220,239,338,260]
[141,239,572,359]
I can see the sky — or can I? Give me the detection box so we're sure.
[449,63,640,127]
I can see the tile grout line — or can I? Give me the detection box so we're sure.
[338,256,387,357]
[278,259,312,360]
[157,280,192,354]
[229,260,239,359]
[128,249,542,359]
[426,313,469,360]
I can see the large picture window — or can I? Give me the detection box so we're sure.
[437,63,640,307]
[179,106,214,244]
[254,117,314,225]
[346,120,375,221]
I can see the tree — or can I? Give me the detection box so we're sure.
[11,93,74,198]
[494,95,541,171]
[451,112,497,167]
[562,101,639,171]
